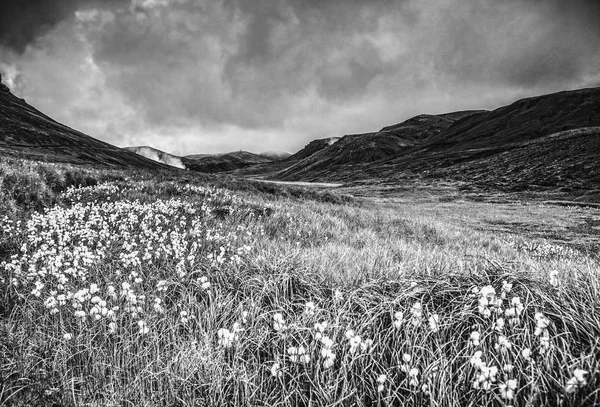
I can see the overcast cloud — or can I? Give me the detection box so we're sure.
[1,0,599,155]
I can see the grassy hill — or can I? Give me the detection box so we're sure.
[235,87,600,202]
[183,151,275,173]
[0,79,166,170]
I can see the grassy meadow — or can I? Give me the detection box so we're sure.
[0,157,599,406]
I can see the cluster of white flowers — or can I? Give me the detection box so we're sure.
[345,330,374,354]
[470,351,499,390]
[303,301,316,317]
[475,285,501,318]
[273,313,286,332]
[534,312,551,354]
[399,353,420,387]
[565,369,588,393]
[287,346,310,364]
[393,302,440,333]
[0,183,265,340]
[376,374,386,393]
[312,322,335,369]
[217,323,242,348]
[410,302,423,326]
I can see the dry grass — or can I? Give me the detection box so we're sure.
[0,159,599,406]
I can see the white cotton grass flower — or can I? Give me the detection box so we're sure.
[495,335,512,351]
[198,276,210,290]
[494,317,505,332]
[469,331,481,347]
[180,310,188,324]
[393,311,404,330]
[287,346,310,364]
[549,270,559,287]
[377,374,386,393]
[428,314,440,332]
[303,301,316,317]
[499,379,518,400]
[314,321,328,340]
[470,351,484,369]
[534,312,550,336]
[473,365,499,390]
[137,320,149,335]
[63,333,73,341]
[348,334,362,354]
[565,369,588,393]
[410,302,423,326]
[408,368,420,387]
[360,338,374,353]
[521,348,532,361]
[273,313,286,332]
[217,328,235,348]
[270,362,282,378]
[501,280,512,296]
[320,338,336,369]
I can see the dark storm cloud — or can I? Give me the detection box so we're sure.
[2,0,600,154]
[431,0,600,88]
[0,0,126,53]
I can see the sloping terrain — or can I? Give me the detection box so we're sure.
[252,87,600,201]
[0,75,166,170]
[124,146,186,169]
[268,111,482,180]
[183,150,274,173]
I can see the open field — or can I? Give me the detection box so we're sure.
[1,158,599,406]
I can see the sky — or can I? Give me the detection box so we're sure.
[1,0,600,156]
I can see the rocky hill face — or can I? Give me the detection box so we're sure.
[0,75,166,170]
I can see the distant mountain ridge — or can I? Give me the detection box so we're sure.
[270,110,483,181]
[182,151,272,173]
[232,86,600,201]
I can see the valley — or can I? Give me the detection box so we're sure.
[0,74,599,406]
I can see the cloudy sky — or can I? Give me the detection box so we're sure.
[1,0,600,155]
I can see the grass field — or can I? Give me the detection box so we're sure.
[0,158,599,406]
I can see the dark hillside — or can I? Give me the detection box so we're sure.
[0,75,166,170]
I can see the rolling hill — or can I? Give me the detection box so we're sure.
[232,87,600,201]
[182,151,275,173]
[269,111,483,181]
[0,74,166,170]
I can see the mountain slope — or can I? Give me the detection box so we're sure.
[426,88,600,152]
[270,110,483,181]
[124,146,186,169]
[183,150,274,173]
[0,75,166,169]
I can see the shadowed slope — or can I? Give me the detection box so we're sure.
[0,76,166,170]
